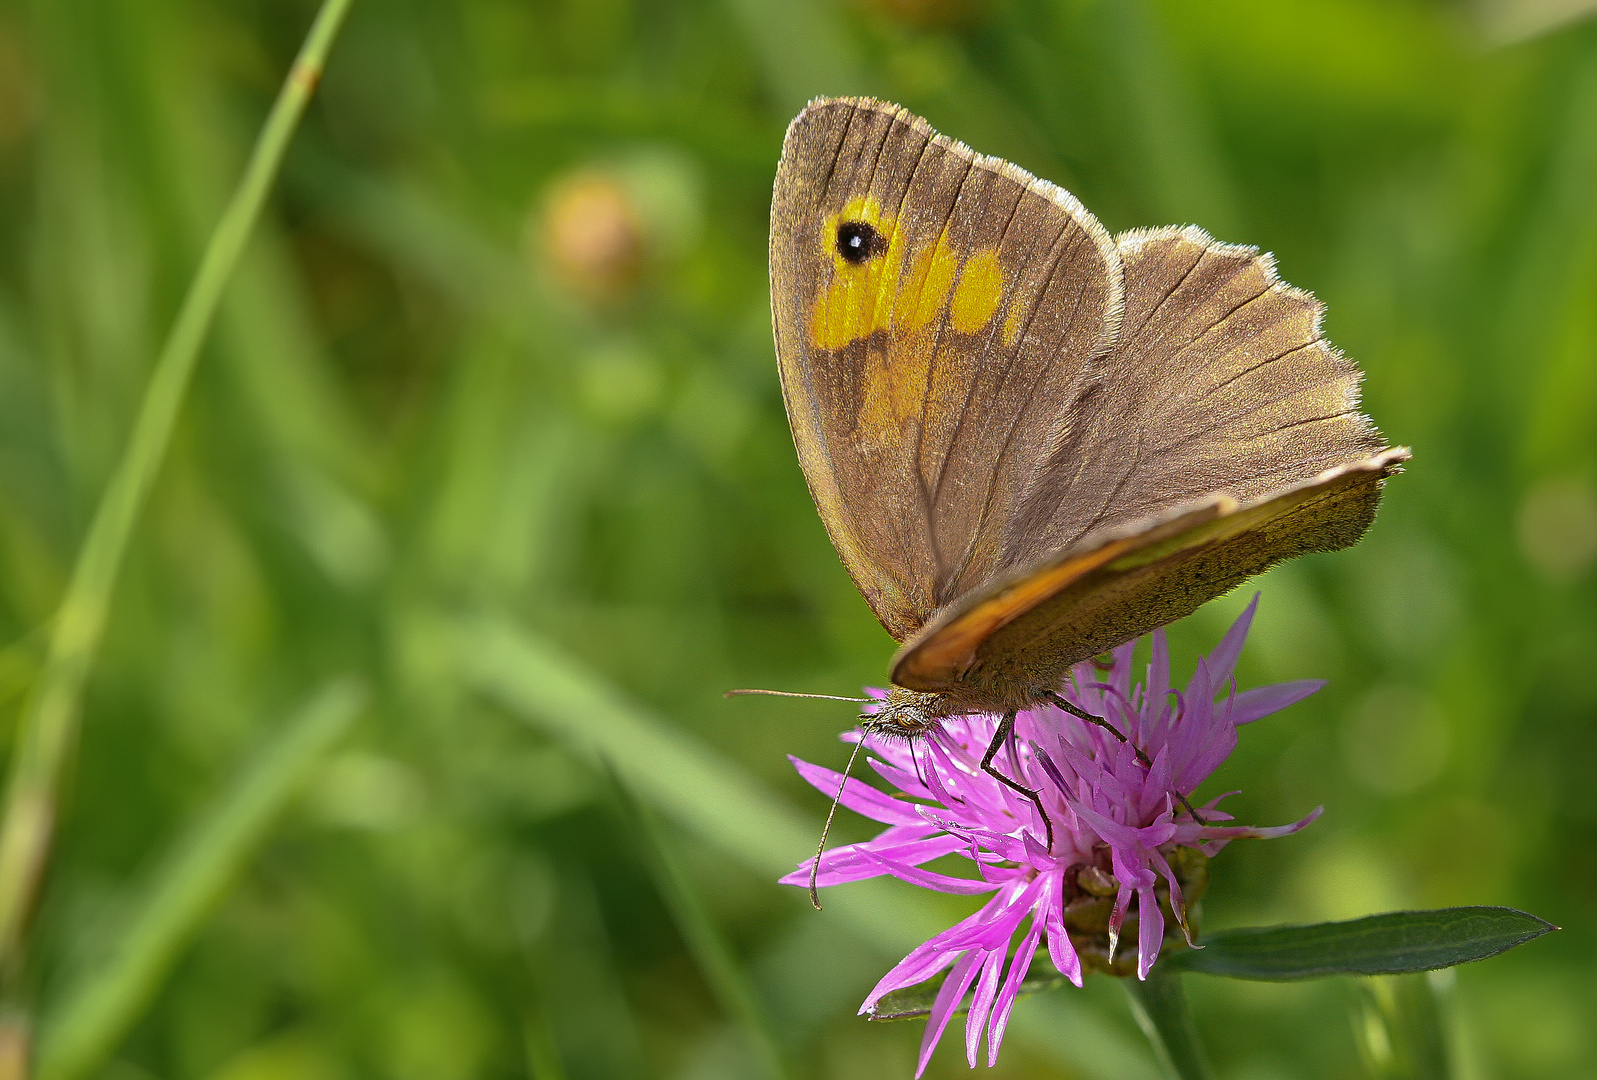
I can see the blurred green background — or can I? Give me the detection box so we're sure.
[0,0,1594,1077]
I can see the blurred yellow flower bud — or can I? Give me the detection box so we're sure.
[538,171,644,301]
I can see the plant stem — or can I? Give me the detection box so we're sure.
[1123,969,1213,1080]
[0,0,356,979]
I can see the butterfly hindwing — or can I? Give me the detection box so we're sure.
[889,227,1408,696]
[1000,226,1389,570]
[891,449,1407,696]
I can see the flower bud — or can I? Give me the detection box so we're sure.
[538,172,643,301]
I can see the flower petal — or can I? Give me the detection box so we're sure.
[1200,804,1323,843]
[930,878,1041,951]
[1146,628,1171,727]
[988,910,1044,1066]
[1043,876,1083,986]
[780,832,969,889]
[917,951,982,1078]
[921,737,973,809]
[1172,708,1238,794]
[857,849,1000,895]
[1108,886,1133,961]
[1102,638,1135,703]
[1136,886,1165,979]
[862,937,959,1013]
[966,947,1009,1068]
[788,755,928,826]
[1230,680,1325,724]
[1202,593,1259,692]
[870,757,934,798]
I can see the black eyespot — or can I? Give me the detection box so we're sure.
[836,220,886,264]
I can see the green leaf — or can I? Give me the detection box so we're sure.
[1160,907,1556,980]
[1122,968,1213,1080]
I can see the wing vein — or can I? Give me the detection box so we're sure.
[895,139,960,592]
[1163,277,1276,382]
[973,229,1097,563]
[1126,239,1206,342]
[1166,340,1315,422]
[932,181,1038,599]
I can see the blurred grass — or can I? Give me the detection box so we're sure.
[0,0,1590,1078]
[37,678,366,1080]
[613,771,792,1080]
[0,0,353,980]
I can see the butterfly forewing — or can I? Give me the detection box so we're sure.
[887,224,1411,696]
[771,97,1122,641]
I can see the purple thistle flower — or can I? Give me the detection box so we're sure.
[781,596,1324,1076]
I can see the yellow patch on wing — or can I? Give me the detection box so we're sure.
[806,209,1010,449]
[950,249,1003,334]
[854,346,931,445]
[808,197,906,351]
[807,214,1010,351]
[1002,293,1027,347]
[896,230,961,333]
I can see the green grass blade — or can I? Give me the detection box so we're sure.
[521,1006,571,1080]
[35,678,367,1080]
[1160,907,1556,981]
[0,0,357,971]
[454,613,1157,1080]
[1122,969,1212,1080]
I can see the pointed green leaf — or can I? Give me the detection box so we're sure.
[1160,907,1555,980]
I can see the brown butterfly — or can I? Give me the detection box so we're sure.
[765,97,1407,889]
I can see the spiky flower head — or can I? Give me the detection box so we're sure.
[782,596,1323,1075]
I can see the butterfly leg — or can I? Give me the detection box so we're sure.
[979,712,1055,850]
[1042,691,1211,825]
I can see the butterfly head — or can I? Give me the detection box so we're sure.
[860,686,953,740]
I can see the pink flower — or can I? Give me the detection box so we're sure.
[782,596,1323,1076]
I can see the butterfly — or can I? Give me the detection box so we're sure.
[766,97,1407,883]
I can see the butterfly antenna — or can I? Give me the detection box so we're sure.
[809,736,866,911]
[1043,690,1210,825]
[725,688,872,703]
